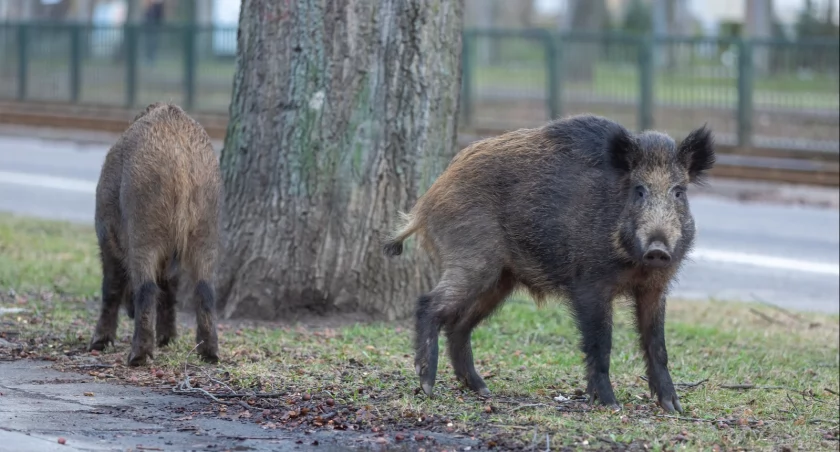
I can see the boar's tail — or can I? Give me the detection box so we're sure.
[382,211,420,257]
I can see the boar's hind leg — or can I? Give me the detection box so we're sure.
[572,285,618,408]
[445,270,516,398]
[89,243,127,351]
[155,266,178,348]
[633,288,682,413]
[416,266,503,398]
[126,247,163,367]
[183,239,219,364]
[414,292,441,398]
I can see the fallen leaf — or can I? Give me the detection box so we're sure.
[83,392,94,397]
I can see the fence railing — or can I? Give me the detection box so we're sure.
[0,23,838,153]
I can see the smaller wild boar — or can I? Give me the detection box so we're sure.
[383,114,715,413]
[88,102,222,366]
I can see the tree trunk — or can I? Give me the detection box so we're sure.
[216,0,463,322]
[563,0,606,82]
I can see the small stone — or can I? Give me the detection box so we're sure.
[414,434,425,441]
[57,438,66,445]
[395,433,405,441]
[155,370,165,379]
[326,398,335,406]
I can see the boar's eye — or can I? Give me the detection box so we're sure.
[673,186,686,199]
[635,185,647,199]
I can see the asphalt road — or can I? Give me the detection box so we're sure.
[0,133,838,314]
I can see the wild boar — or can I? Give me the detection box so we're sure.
[88,102,222,366]
[383,114,715,413]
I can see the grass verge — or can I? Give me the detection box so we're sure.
[1,213,838,451]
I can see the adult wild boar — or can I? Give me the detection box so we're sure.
[383,114,715,413]
[88,102,222,366]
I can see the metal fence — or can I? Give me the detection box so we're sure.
[0,23,838,153]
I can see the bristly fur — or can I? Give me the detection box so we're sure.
[384,113,715,414]
[88,102,222,367]
[677,123,716,186]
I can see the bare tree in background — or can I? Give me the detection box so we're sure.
[216,0,464,321]
[561,0,608,81]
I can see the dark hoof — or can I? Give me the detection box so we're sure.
[197,340,219,364]
[658,394,683,414]
[88,335,113,352]
[476,386,492,398]
[127,348,152,367]
[421,382,434,398]
[199,350,219,364]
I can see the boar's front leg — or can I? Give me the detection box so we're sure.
[633,287,682,413]
[572,285,618,408]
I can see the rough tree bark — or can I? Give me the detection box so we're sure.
[216,0,463,321]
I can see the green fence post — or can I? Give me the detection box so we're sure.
[638,36,654,131]
[125,24,137,108]
[17,24,28,101]
[737,39,754,148]
[183,24,197,111]
[70,24,82,103]
[544,30,561,120]
[460,31,474,129]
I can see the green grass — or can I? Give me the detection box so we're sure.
[0,213,99,296]
[1,213,838,450]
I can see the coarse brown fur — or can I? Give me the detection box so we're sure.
[88,102,223,366]
[384,114,715,413]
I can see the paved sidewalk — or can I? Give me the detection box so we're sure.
[0,359,463,452]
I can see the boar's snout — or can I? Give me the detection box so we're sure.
[642,240,672,268]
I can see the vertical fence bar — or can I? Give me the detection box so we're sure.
[638,36,654,131]
[737,39,754,148]
[17,24,28,101]
[183,24,197,111]
[460,31,474,129]
[544,30,560,120]
[70,24,82,103]
[125,24,137,108]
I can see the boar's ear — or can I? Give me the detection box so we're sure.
[607,127,640,174]
[677,125,716,183]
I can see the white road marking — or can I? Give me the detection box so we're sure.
[689,248,840,276]
[0,170,96,194]
[1,169,838,277]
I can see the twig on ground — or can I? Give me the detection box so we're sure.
[220,436,292,441]
[825,388,839,396]
[751,295,805,323]
[136,447,164,451]
[786,392,800,414]
[748,308,784,325]
[70,363,115,369]
[655,414,711,423]
[678,378,709,389]
[720,384,786,390]
[210,392,285,399]
[509,403,548,413]
[640,375,708,389]
[544,433,549,452]
[656,415,774,426]
[171,341,230,405]
[809,419,840,425]
[187,362,236,394]
[488,424,531,430]
[597,436,618,446]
